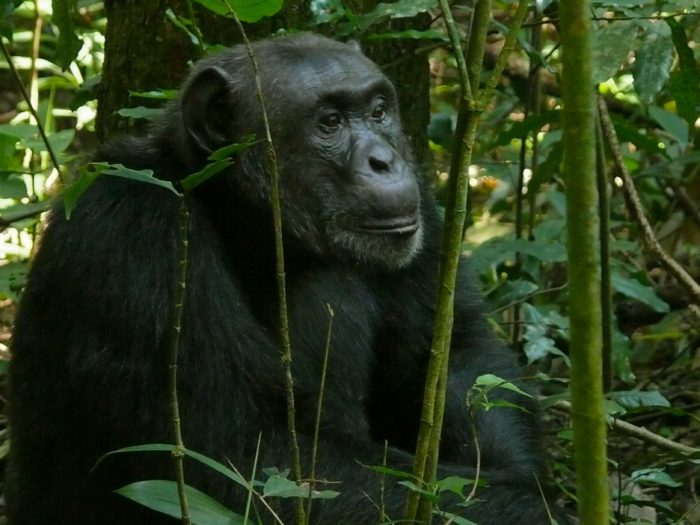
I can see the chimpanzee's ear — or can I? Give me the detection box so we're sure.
[182,66,234,153]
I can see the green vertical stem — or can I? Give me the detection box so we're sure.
[416,106,481,524]
[596,115,613,393]
[406,3,530,522]
[560,3,610,524]
[226,6,306,524]
[0,40,63,180]
[465,0,491,101]
[171,196,192,525]
[306,305,335,523]
[514,21,542,346]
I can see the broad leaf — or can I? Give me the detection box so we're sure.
[633,21,673,104]
[53,0,83,70]
[592,20,638,84]
[193,0,284,23]
[630,468,682,488]
[118,107,163,121]
[609,390,670,409]
[611,274,669,313]
[117,480,249,525]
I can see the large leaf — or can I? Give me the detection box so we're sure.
[192,0,283,23]
[648,105,689,147]
[356,0,437,31]
[592,20,638,84]
[0,260,28,300]
[53,0,83,70]
[262,472,339,500]
[117,106,163,121]
[99,163,179,195]
[0,0,22,40]
[469,238,567,274]
[611,274,669,313]
[609,390,670,409]
[630,468,682,488]
[101,444,248,488]
[116,480,249,525]
[632,21,673,104]
[64,163,179,219]
[474,374,532,398]
[23,129,76,155]
[667,19,700,127]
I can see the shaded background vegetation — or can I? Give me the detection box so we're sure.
[0,0,698,523]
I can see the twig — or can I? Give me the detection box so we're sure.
[465,409,481,502]
[555,400,699,456]
[597,96,700,317]
[0,40,63,182]
[229,462,287,525]
[596,112,613,392]
[306,305,335,522]
[170,196,192,525]
[223,5,306,524]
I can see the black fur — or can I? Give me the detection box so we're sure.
[7,33,558,524]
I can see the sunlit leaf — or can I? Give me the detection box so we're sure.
[192,0,284,23]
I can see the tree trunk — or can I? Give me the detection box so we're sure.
[97,0,309,141]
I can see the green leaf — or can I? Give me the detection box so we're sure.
[116,480,249,525]
[474,374,532,398]
[367,29,447,41]
[609,390,670,409]
[632,21,673,104]
[668,19,700,127]
[100,444,249,488]
[23,129,76,154]
[129,89,179,100]
[366,465,415,479]
[70,75,101,110]
[630,468,682,488]
[192,0,284,23]
[53,0,83,70]
[0,174,27,199]
[592,20,639,84]
[262,473,339,500]
[398,481,439,503]
[0,124,38,140]
[117,106,163,121]
[63,163,105,219]
[357,0,437,31]
[648,105,689,146]
[99,163,180,195]
[0,261,28,300]
[469,238,567,274]
[611,274,669,313]
[433,510,478,525]
[181,159,232,192]
[0,0,22,40]
[208,136,257,161]
[180,136,256,193]
[435,476,476,496]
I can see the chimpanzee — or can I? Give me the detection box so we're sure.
[7,33,561,524]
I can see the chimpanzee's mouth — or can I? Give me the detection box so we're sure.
[354,216,420,235]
